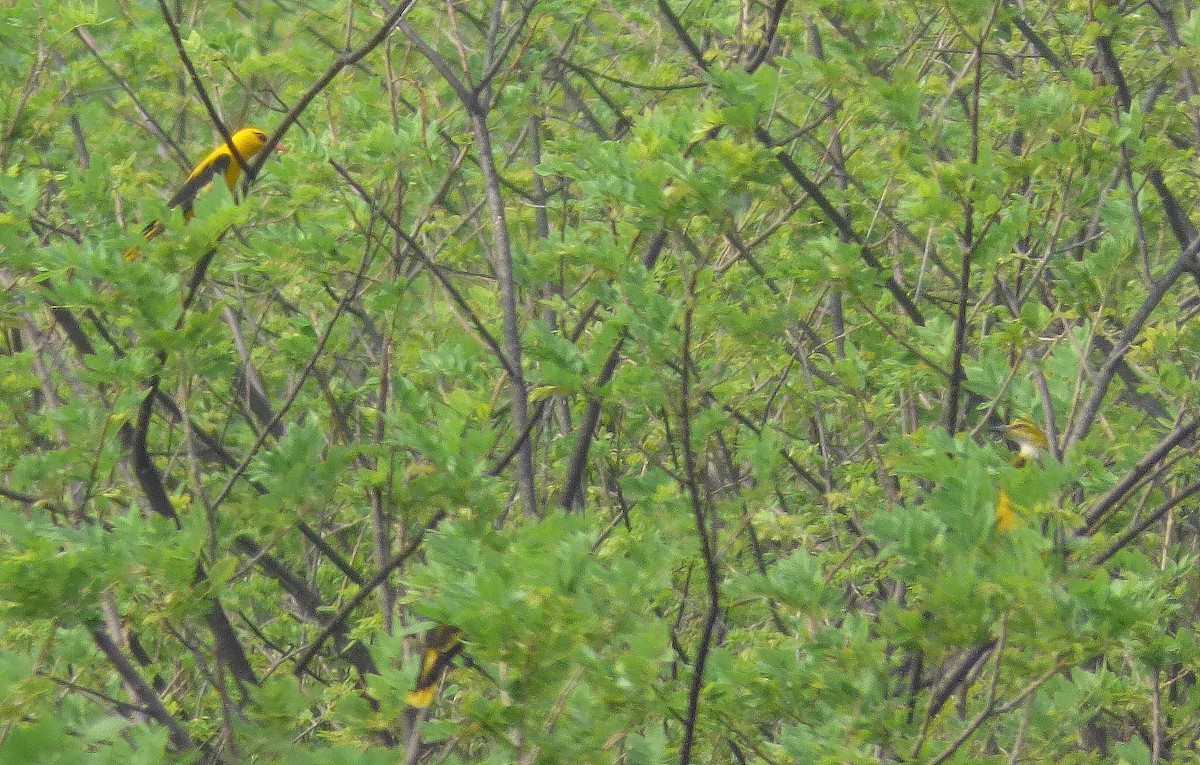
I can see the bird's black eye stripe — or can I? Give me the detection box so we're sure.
[254,131,266,141]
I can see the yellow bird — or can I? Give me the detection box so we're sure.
[995,419,1049,532]
[123,127,282,260]
[405,625,463,712]
[1005,419,1049,468]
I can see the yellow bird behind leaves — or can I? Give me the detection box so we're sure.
[1006,419,1049,468]
[994,419,1049,532]
[123,127,283,260]
[405,625,463,712]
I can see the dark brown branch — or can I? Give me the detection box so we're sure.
[561,232,669,510]
[292,510,447,675]
[73,28,189,167]
[245,0,421,188]
[153,0,243,176]
[208,233,376,515]
[656,0,924,325]
[1079,418,1199,535]
[676,288,720,765]
[1066,252,1193,448]
[91,627,210,758]
[944,32,988,436]
[399,21,538,514]
[1092,477,1200,565]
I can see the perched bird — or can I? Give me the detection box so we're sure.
[1005,419,1049,468]
[994,419,1049,532]
[405,625,463,712]
[123,127,283,260]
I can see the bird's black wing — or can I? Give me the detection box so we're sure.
[405,626,464,709]
[167,154,231,212]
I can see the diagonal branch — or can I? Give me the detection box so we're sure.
[399,21,537,514]
[246,0,421,187]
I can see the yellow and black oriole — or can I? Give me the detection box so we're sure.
[995,419,1049,532]
[405,625,463,712]
[123,127,282,260]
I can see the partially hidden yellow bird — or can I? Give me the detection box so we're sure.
[1005,419,1049,468]
[995,419,1049,532]
[405,625,463,714]
[123,127,283,260]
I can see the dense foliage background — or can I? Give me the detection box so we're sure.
[3,0,1200,762]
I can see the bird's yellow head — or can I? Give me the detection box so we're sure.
[231,127,275,160]
[1005,419,1048,464]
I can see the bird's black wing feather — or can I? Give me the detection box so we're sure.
[167,154,231,212]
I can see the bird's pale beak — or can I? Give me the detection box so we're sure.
[273,143,287,153]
